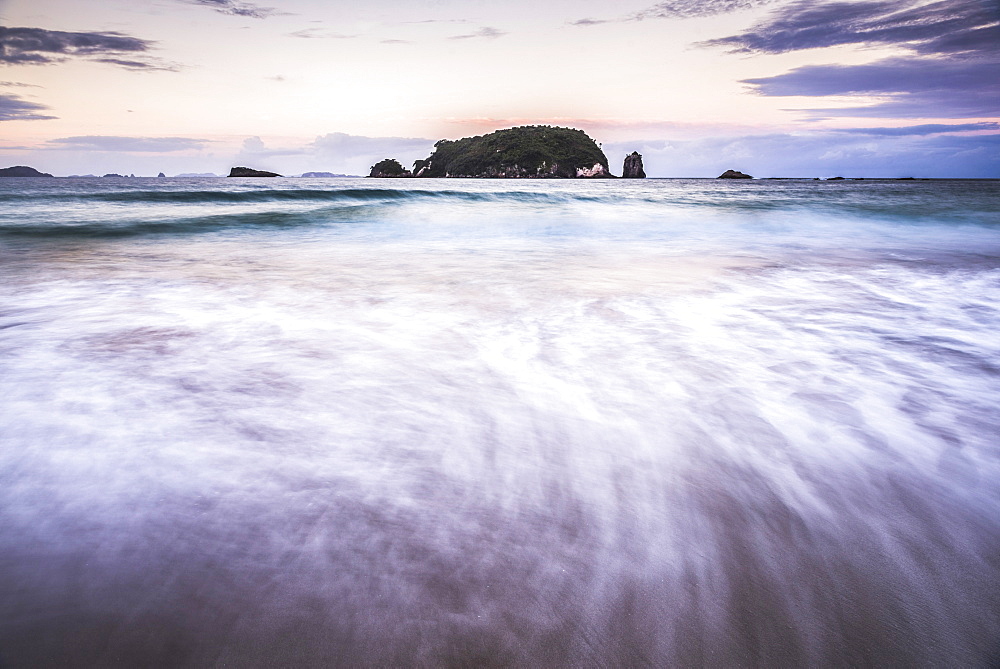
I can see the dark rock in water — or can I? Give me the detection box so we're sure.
[369,159,411,178]
[103,173,124,178]
[622,152,646,179]
[413,125,613,178]
[827,176,845,181]
[0,165,54,177]
[718,169,753,179]
[157,172,166,178]
[228,166,282,177]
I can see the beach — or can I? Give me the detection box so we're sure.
[1,177,999,665]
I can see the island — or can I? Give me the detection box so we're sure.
[228,167,282,177]
[0,166,54,177]
[370,126,614,179]
[623,152,646,179]
[369,159,411,178]
[718,169,753,179]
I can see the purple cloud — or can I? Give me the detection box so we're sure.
[700,0,999,54]
[743,57,1000,118]
[0,93,55,121]
[634,0,778,20]
[573,0,776,26]
[0,26,154,66]
[831,122,1000,135]
[185,0,275,19]
[449,27,507,40]
[48,136,209,152]
[703,0,1000,118]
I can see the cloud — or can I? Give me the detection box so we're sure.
[91,58,180,71]
[184,0,275,19]
[0,93,55,121]
[701,0,1000,118]
[743,56,1000,117]
[287,28,357,39]
[831,121,1000,135]
[240,136,266,153]
[633,0,778,20]
[700,0,1000,54]
[449,27,507,40]
[308,132,433,174]
[573,0,776,26]
[0,26,173,70]
[380,39,412,44]
[234,135,312,162]
[47,136,209,152]
[569,18,612,26]
[402,19,471,25]
[310,132,432,158]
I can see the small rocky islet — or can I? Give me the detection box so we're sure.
[228,166,282,177]
[622,152,646,179]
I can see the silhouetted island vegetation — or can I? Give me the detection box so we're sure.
[369,159,411,178]
[371,126,613,178]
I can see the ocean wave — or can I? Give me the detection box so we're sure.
[0,188,586,205]
[0,209,329,238]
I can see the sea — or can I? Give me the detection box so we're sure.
[1,176,999,666]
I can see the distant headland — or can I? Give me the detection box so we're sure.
[0,166,53,178]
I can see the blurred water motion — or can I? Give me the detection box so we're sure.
[1,178,999,665]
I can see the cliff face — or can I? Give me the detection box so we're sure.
[413,126,612,178]
[622,152,646,179]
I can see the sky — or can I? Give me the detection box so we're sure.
[0,0,997,177]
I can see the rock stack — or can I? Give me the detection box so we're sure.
[622,152,646,179]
